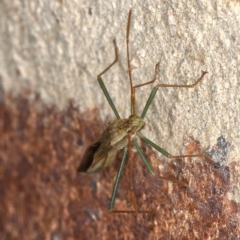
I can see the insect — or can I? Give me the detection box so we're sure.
[77,9,214,214]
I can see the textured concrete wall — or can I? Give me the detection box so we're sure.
[0,0,239,238]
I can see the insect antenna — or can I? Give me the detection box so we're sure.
[126,9,137,116]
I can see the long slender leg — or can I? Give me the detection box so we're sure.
[109,147,128,211]
[134,135,188,186]
[110,135,190,214]
[132,140,154,174]
[127,132,139,214]
[111,135,188,215]
[141,71,208,119]
[97,39,121,119]
[110,135,153,214]
[133,62,160,89]
[110,132,140,214]
[138,132,215,165]
[130,63,160,115]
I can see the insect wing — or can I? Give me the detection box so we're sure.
[78,136,117,174]
[77,142,101,172]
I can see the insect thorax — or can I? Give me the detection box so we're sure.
[99,115,145,149]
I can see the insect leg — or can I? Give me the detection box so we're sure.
[97,39,121,119]
[126,132,155,214]
[110,133,153,214]
[110,133,139,214]
[133,62,160,89]
[127,131,139,214]
[140,71,208,118]
[138,132,215,165]
[132,140,154,174]
[130,62,159,115]
[109,147,128,211]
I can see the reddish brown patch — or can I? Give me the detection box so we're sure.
[0,89,239,239]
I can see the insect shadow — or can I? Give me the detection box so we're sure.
[77,9,215,214]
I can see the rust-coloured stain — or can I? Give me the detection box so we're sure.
[0,88,239,240]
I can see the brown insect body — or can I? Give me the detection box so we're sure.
[77,9,212,214]
[78,115,145,174]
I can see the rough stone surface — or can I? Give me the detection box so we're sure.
[0,0,239,239]
[0,1,239,161]
[0,89,239,239]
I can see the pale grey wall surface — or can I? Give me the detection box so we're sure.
[0,0,240,201]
